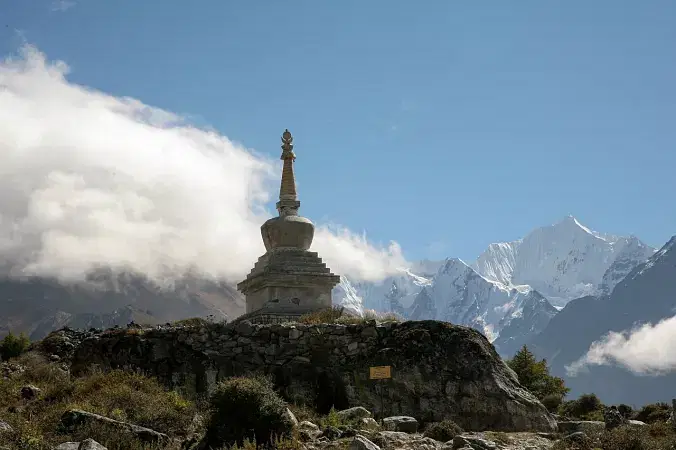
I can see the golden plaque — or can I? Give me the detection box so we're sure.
[369,366,392,379]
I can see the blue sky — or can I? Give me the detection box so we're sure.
[2,0,675,263]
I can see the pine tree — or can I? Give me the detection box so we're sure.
[506,345,569,402]
[0,331,31,361]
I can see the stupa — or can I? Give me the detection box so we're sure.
[236,130,340,324]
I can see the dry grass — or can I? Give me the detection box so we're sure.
[297,306,402,325]
[552,421,676,450]
[171,317,212,327]
[0,352,198,449]
[422,419,463,442]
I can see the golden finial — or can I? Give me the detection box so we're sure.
[280,129,295,160]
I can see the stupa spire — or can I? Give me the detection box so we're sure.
[277,129,300,216]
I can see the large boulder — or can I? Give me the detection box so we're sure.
[71,320,556,432]
[382,416,418,433]
[337,406,372,422]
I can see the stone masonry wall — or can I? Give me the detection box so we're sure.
[69,320,557,433]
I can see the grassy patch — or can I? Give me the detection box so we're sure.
[552,421,676,450]
[0,352,197,449]
[171,317,212,327]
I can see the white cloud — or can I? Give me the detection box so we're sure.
[0,45,408,285]
[566,314,676,377]
[51,0,76,12]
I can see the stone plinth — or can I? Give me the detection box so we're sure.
[70,321,558,432]
[236,248,340,319]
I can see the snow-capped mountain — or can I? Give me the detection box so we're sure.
[598,235,656,295]
[333,216,655,356]
[334,265,437,316]
[410,258,556,342]
[473,216,655,307]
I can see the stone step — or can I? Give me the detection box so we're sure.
[252,260,328,271]
[269,266,332,274]
[247,265,334,277]
[267,255,326,264]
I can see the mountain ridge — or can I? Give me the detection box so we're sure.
[528,235,676,405]
[334,216,656,357]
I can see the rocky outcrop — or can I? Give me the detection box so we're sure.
[70,320,555,432]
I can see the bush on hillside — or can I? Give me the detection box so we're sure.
[0,331,31,361]
[541,394,564,412]
[634,402,671,424]
[506,345,570,402]
[423,420,464,442]
[204,375,295,449]
[599,422,676,450]
[617,403,633,419]
[559,393,605,421]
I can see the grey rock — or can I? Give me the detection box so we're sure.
[562,431,588,445]
[322,426,342,440]
[382,416,418,433]
[298,421,322,440]
[337,406,372,422]
[53,443,80,450]
[283,407,299,427]
[453,435,497,450]
[78,439,107,450]
[349,435,381,450]
[359,417,380,431]
[452,436,472,448]
[0,421,12,433]
[376,431,440,450]
[603,405,626,430]
[341,427,358,438]
[20,384,41,400]
[299,421,320,432]
[627,419,647,427]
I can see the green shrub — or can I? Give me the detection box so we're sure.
[204,375,294,449]
[171,317,211,327]
[617,404,633,419]
[541,394,564,412]
[559,393,605,420]
[422,420,463,442]
[0,331,31,360]
[320,407,344,429]
[634,402,671,424]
